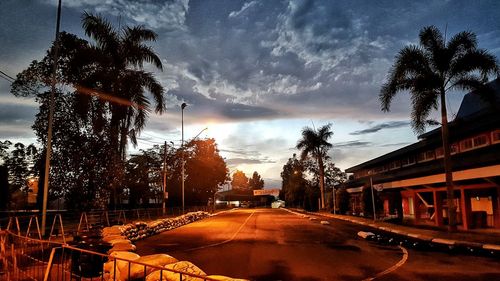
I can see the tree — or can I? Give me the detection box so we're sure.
[248,171,264,190]
[296,124,333,209]
[380,25,499,230]
[125,149,162,208]
[281,154,308,208]
[0,166,10,210]
[81,12,165,160]
[231,170,249,191]
[184,139,228,205]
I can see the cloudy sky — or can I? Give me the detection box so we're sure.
[1,0,499,187]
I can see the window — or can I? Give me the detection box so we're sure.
[390,160,401,170]
[473,134,489,148]
[492,130,500,144]
[435,147,444,158]
[451,143,458,155]
[417,150,435,162]
[460,138,473,152]
[401,155,416,167]
[460,134,489,152]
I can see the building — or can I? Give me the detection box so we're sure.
[344,78,500,230]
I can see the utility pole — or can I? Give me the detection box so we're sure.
[370,177,376,221]
[181,103,187,214]
[162,141,167,216]
[41,0,62,237]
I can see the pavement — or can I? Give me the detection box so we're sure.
[298,209,500,252]
[136,208,500,280]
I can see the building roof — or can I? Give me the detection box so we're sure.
[345,78,500,174]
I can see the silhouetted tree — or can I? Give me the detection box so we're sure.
[248,171,264,190]
[296,124,333,209]
[231,170,249,191]
[381,25,499,230]
[0,166,10,210]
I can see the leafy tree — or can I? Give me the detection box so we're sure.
[11,12,166,210]
[296,124,333,209]
[0,166,10,210]
[125,148,162,208]
[336,188,350,214]
[231,170,249,191]
[380,26,499,230]
[248,171,264,190]
[184,139,228,205]
[281,154,307,208]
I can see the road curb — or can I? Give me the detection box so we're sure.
[285,209,500,255]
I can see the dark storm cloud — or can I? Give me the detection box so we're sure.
[379,142,411,148]
[226,157,275,165]
[0,104,37,124]
[166,76,282,121]
[350,121,410,135]
[334,141,371,148]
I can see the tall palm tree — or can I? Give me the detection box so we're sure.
[81,12,165,159]
[380,25,498,231]
[296,124,333,209]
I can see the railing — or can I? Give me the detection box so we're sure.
[45,244,220,281]
[0,206,214,238]
[0,230,63,281]
[1,205,222,281]
[1,230,219,281]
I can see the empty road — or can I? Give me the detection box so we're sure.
[136,208,500,281]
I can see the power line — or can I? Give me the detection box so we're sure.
[0,71,15,83]
[0,70,15,81]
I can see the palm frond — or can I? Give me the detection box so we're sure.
[380,45,431,111]
[452,75,497,105]
[81,12,119,51]
[447,31,477,56]
[419,26,444,52]
[410,90,438,134]
[450,49,499,80]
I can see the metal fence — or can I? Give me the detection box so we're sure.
[1,230,219,281]
[1,206,221,281]
[0,206,213,239]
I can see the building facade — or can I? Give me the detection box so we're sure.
[344,79,500,230]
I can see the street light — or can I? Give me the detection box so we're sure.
[181,103,187,214]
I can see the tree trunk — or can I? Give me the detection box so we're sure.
[440,90,456,231]
[318,155,326,209]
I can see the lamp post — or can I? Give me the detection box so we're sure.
[181,103,187,214]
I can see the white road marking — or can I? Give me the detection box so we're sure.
[362,245,409,281]
[182,211,255,252]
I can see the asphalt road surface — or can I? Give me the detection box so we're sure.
[136,208,500,281]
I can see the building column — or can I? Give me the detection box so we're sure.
[433,190,443,227]
[414,191,420,225]
[460,188,471,230]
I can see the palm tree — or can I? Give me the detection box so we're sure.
[296,124,333,209]
[81,12,165,159]
[380,25,498,231]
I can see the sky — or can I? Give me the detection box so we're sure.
[1,0,499,188]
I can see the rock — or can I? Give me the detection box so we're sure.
[320,221,330,225]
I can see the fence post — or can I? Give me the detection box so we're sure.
[43,247,58,281]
